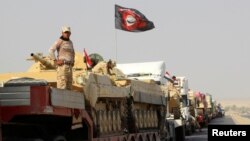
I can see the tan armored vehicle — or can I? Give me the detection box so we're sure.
[0,52,166,138]
[84,73,166,136]
[0,52,86,91]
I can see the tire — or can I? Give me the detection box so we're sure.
[32,139,44,141]
[191,125,195,133]
[185,128,191,136]
[52,135,67,141]
[3,138,45,141]
[185,123,192,136]
[175,126,185,141]
[168,121,175,141]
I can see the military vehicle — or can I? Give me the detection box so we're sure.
[164,76,191,139]
[0,52,86,91]
[211,100,218,119]
[187,90,198,132]
[117,61,187,141]
[187,90,197,118]
[205,93,213,122]
[0,52,166,141]
[194,92,208,127]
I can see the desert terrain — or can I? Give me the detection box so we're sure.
[219,99,250,124]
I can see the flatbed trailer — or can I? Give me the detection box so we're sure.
[0,85,160,141]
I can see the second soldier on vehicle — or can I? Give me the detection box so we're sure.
[92,59,116,76]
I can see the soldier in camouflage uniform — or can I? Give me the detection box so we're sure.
[92,59,116,75]
[49,26,75,90]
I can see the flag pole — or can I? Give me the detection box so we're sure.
[115,29,118,61]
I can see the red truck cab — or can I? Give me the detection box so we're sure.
[0,85,92,141]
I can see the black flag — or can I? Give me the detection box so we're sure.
[115,4,155,32]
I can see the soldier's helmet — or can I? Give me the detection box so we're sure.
[108,59,116,68]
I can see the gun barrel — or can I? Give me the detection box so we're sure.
[31,53,55,69]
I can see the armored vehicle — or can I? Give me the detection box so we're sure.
[0,52,166,141]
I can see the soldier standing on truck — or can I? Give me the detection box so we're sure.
[49,26,75,90]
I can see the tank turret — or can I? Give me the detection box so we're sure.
[30,53,55,69]
[0,52,87,90]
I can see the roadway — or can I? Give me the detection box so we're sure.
[185,114,236,141]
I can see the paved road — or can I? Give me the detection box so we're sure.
[185,115,235,141]
[209,114,236,125]
[185,128,208,141]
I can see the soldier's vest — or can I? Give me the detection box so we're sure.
[57,39,74,62]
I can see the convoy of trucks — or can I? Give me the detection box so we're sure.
[0,52,222,141]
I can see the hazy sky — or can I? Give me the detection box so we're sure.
[1,0,250,100]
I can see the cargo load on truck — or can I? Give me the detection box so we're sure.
[117,61,188,141]
[0,52,167,141]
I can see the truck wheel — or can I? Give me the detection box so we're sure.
[186,128,191,136]
[52,135,67,141]
[182,126,186,141]
[30,139,44,141]
[3,137,45,141]
[168,121,175,141]
[175,126,185,141]
[6,138,45,141]
[186,124,192,136]
[191,125,195,133]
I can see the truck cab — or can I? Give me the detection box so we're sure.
[173,77,194,135]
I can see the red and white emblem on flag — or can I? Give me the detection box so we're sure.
[115,4,154,32]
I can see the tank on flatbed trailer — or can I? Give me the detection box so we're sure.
[117,61,186,141]
[0,52,166,141]
[84,73,166,138]
[163,76,194,139]
[161,81,186,141]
